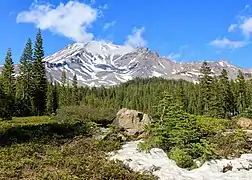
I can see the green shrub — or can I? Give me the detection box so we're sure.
[196,116,227,136]
[213,129,251,158]
[240,107,252,119]
[0,116,94,146]
[55,105,117,125]
[169,147,195,169]
[0,137,156,180]
[0,116,156,179]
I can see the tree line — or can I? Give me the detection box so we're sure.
[0,29,79,119]
[0,29,252,120]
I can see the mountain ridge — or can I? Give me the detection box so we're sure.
[0,41,251,86]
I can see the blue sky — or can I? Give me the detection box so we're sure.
[0,0,252,67]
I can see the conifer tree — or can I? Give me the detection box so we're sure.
[219,69,233,118]
[236,70,247,114]
[46,75,54,114]
[174,83,187,111]
[32,29,47,115]
[230,79,237,115]
[17,38,33,116]
[199,61,213,115]
[59,68,68,107]
[0,78,7,120]
[72,74,79,105]
[1,48,15,119]
[66,83,72,106]
[2,48,15,96]
[52,81,59,112]
[208,77,222,118]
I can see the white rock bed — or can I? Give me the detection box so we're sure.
[109,141,252,180]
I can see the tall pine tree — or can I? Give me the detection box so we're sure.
[2,48,15,97]
[1,48,15,119]
[59,68,68,107]
[72,74,79,105]
[0,77,8,120]
[218,69,233,118]
[32,29,47,115]
[17,38,33,116]
[199,61,213,115]
[236,70,247,114]
[46,75,54,114]
[208,77,221,118]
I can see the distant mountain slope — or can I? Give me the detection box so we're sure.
[0,41,251,86]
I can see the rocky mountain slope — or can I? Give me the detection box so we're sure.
[1,41,251,86]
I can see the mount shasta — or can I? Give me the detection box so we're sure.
[1,41,251,86]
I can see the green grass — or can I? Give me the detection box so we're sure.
[0,137,155,180]
[0,116,156,179]
[0,116,54,129]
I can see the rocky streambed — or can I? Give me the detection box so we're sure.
[109,141,252,180]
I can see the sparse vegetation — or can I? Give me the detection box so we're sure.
[55,105,117,125]
[0,116,156,179]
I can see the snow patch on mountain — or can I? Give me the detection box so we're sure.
[1,41,252,87]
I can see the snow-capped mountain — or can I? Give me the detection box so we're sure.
[1,41,252,86]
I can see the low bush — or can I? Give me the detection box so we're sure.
[169,147,195,168]
[240,107,252,119]
[55,105,117,126]
[0,116,156,179]
[0,136,156,179]
[213,129,251,158]
[0,116,94,146]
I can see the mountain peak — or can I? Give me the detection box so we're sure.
[3,42,252,87]
[216,60,234,68]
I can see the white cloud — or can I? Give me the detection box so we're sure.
[227,5,252,38]
[16,1,99,42]
[125,27,147,48]
[228,24,237,32]
[209,38,248,49]
[103,21,116,30]
[240,17,252,37]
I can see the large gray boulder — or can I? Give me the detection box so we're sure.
[113,108,152,136]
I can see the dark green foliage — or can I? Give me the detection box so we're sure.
[16,38,34,116]
[199,61,213,115]
[139,92,219,169]
[0,117,156,179]
[0,121,91,147]
[240,106,252,119]
[208,77,222,118]
[0,80,11,120]
[46,75,56,114]
[72,74,79,105]
[219,69,233,118]
[55,105,116,125]
[32,29,47,115]
[236,70,248,113]
[2,48,15,97]
[59,68,68,107]
[1,48,15,119]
